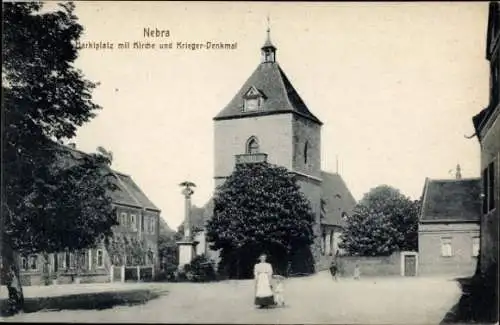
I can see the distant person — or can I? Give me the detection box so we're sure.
[329,260,338,281]
[253,253,275,308]
[273,274,286,307]
[353,264,361,280]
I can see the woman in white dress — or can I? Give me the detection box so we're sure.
[254,253,274,308]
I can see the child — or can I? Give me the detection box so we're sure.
[353,264,361,280]
[273,275,285,307]
[329,260,339,281]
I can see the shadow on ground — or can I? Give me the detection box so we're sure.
[441,275,498,324]
[0,289,167,317]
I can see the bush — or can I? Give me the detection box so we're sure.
[178,255,216,282]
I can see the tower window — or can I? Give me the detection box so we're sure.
[304,141,309,164]
[246,136,260,154]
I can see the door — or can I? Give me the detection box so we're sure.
[404,255,416,276]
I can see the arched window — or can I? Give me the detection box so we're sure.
[304,141,309,164]
[246,136,260,154]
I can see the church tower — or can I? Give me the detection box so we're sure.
[213,26,324,260]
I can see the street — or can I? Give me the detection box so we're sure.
[2,271,461,324]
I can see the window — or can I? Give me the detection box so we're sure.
[243,86,265,112]
[472,237,480,257]
[329,230,335,256]
[304,142,309,164]
[246,137,260,154]
[53,253,58,272]
[441,237,453,257]
[69,252,76,269]
[96,249,104,268]
[28,255,38,271]
[321,232,326,255]
[244,98,259,111]
[147,216,156,234]
[130,214,137,231]
[483,162,496,214]
[64,252,70,269]
[488,162,495,211]
[20,256,28,271]
[141,215,145,232]
[88,249,92,270]
[151,217,156,234]
[120,212,127,226]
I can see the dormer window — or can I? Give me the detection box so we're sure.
[244,98,260,111]
[243,86,266,112]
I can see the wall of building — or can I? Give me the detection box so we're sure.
[292,115,322,179]
[18,206,161,286]
[213,114,294,180]
[418,222,480,276]
[337,252,402,277]
[479,107,499,275]
[295,176,323,269]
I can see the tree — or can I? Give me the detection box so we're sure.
[339,185,420,256]
[158,232,179,272]
[2,2,117,315]
[205,162,316,279]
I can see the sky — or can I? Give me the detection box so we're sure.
[64,2,490,229]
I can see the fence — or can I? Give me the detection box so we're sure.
[110,265,155,283]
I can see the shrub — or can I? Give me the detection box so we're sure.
[183,255,216,282]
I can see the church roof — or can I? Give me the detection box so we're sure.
[420,178,481,223]
[320,171,357,227]
[213,62,322,125]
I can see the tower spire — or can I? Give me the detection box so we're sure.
[266,15,271,42]
[261,15,276,63]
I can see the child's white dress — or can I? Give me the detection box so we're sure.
[274,281,285,306]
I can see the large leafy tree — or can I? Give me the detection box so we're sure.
[2,2,117,315]
[205,162,316,279]
[339,185,420,256]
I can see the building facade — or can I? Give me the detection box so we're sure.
[18,146,161,286]
[418,176,481,276]
[191,30,356,271]
[472,1,499,279]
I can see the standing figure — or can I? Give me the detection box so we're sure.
[254,253,275,308]
[353,264,361,280]
[273,275,286,307]
[329,260,338,281]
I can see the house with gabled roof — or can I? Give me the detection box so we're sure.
[418,170,481,276]
[18,144,161,285]
[184,28,356,271]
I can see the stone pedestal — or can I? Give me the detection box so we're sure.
[177,240,198,268]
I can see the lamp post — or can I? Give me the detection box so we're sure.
[177,181,198,269]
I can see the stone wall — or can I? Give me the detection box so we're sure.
[214,114,294,179]
[336,252,402,277]
[292,115,322,179]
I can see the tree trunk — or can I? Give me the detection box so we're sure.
[1,243,24,315]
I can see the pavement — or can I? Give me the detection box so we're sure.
[1,271,462,324]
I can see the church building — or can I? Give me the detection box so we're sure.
[193,28,356,271]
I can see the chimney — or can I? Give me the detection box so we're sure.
[455,164,462,179]
[68,143,76,149]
